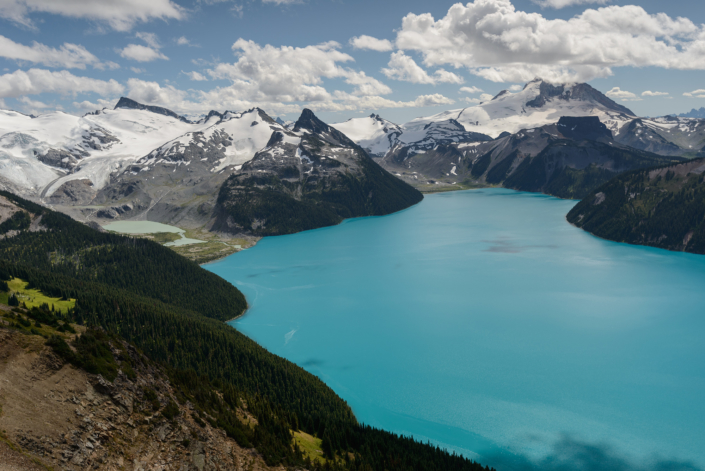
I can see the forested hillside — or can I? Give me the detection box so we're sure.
[567,158,705,254]
[0,190,492,471]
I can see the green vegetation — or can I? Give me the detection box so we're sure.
[293,430,326,464]
[2,277,75,314]
[216,150,423,236]
[568,158,705,254]
[146,232,181,244]
[0,210,31,234]
[0,189,493,471]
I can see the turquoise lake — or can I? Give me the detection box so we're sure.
[206,189,705,470]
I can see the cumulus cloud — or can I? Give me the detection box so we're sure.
[606,87,642,101]
[119,33,168,62]
[641,91,669,97]
[349,35,394,52]
[184,71,208,81]
[382,51,463,84]
[0,35,113,70]
[684,89,705,98]
[0,0,184,31]
[119,44,168,62]
[394,0,705,83]
[414,94,454,107]
[73,98,119,112]
[533,0,610,8]
[460,86,483,94]
[509,84,523,91]
[0,68,124,99]
[206,39,392,104]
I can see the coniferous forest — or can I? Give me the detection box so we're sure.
[0,190,492,471]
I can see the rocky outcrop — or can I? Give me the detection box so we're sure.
[0,327,282,471]
[48,179,97,205]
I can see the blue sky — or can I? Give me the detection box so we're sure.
[0,0,704,123]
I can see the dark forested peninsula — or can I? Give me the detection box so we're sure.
[567,158,705,254]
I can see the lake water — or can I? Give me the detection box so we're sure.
[102,220,206,246]
[206,189,705,470]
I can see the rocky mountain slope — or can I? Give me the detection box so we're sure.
[0,322,279,471]
[213,109,422,236]
[380,116,681,199]
[567,157,705,254]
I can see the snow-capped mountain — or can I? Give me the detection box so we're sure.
[212,109,422,236]
[333,80,639,160]
[382,115,679,198]
[409,79,636,140]
[331,114,404,156]
[615,116,705,157]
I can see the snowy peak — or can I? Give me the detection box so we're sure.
[525,80,634,116]
[114,97,190,123]
[331,114,403,156]
[294,109,358,148]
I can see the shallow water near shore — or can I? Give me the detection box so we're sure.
[206,189,705,470]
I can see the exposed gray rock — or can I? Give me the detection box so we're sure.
[47,179,97,205]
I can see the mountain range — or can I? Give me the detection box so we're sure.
[1,78,704,237]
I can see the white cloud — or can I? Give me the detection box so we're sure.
[130,67,146,74]
[126,78,188,107]
[480,93,494,101]
[433,69,464,84]
[0,35,110,70]
[414,94,454,107]
[18,96,49,108]
[176,36,199,47]
[184,71,208,81]
[382,51,463,84]
[509,84,523,91]
[0,0,184,31]
[606,87,642,101]
[460,86,483,94]
[119,44,168,62]
[349,35,394,52]
[135,32,160,49]
[206,39,391,103]
[395,0,705,83]
[684,89,705,98]
[463,97,481,104]
[641,90,669,97]
[73,98,118,112]
[0,68,124,99]
[533,0,609,9]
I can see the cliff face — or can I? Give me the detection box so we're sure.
[0,315,280,471]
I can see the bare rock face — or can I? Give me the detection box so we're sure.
[48,179,98,205]
[0,328,283,471]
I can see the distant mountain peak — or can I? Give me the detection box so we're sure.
[114,97,190,123]
[678,107,705,119]
[523,81,634,116]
